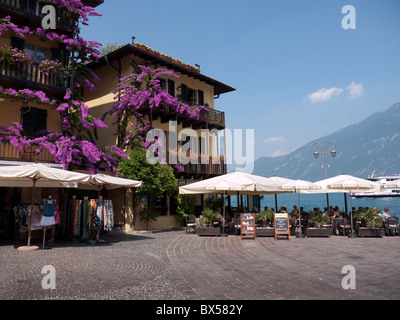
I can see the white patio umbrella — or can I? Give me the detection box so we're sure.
[0,164,92,250]
[179,171,294,237]
[201,177,249,237]
[265,176,296,211]
[91,173,142,190]
[179,171,293,195]
[281,179,322,238]
[319,175,381,238]
[78,173,143,196]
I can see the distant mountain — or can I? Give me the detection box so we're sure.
[253,103,400,181]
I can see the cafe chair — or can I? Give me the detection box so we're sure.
[338,217,352,236]
[234,216,241,236]
[384,216,399,236]
[185,214,197,234]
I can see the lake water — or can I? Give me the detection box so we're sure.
[229,193,400,217]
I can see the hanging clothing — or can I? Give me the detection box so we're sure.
[28,205,43,231]
[66,199,114,240]
[54,207,60,225]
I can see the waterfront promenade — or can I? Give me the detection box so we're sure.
[0,230,399,300]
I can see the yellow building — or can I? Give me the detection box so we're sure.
[85,42,235,231]
[0,0,103,163]
[0,0,104,241]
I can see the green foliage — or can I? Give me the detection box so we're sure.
[118,146,177,198]
[309,211,331,227]
[176,194,197,222]
[118,145,178,228]
[139,206,160,230]
[354,208,383,228]
[200,207,218,228]
[256,209,274,227]
[99,42,125,56]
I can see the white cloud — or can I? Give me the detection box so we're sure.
[264,136,285,144]
[346,81,364,99]
[307,87,343,103]
[271,149,287,157]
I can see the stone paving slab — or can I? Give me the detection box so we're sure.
[161,234,400,300]
[0,231,399,300]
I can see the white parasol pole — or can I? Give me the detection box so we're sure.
[27,178,37,247]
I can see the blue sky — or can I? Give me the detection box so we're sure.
[82,0,400,163]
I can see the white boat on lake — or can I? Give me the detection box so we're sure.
[351,171,400,198]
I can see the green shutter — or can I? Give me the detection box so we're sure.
[168,79,175,97]
[198,90,204,105]
[181,84,188,101]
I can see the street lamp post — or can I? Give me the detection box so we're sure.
[312,141,337,207]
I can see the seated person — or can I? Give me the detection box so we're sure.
[380,207,391,222]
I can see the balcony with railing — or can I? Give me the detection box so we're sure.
[143,103,225,130]
[165,151,227,178]
[180,159,227,177]
[0,141,55,163]
[0,0,76,32]
[0,60,68,94]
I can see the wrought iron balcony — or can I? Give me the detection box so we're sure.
[180,159,227,177]
[142,103,225,130]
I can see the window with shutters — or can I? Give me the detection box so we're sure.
[167,79,175,97]
[21,107,48,138]
[198,90,204,106]
[159,79,166,91]
[180,83,188,102]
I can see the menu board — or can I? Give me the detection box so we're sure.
[241,213,256,240]
[274,213,291,240]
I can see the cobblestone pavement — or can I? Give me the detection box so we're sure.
[1,231,400,300]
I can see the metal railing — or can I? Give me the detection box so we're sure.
[142,103,225,129]
[181,159,227,176]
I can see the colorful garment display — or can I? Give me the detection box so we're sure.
[67,199,114,240]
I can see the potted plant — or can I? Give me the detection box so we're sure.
[256,209,275,237]
[197,207,221,236]
[190,96,197,105]
[305,210,332,237]
[354,208,384,237]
